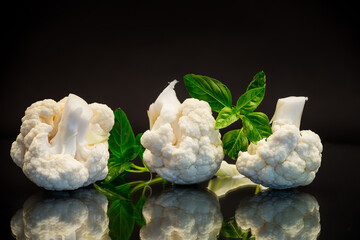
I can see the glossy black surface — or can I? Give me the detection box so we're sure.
[2,139,360,239]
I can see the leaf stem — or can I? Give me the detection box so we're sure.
[129,163,149,173]
[127,169,147,173]
[129,177,164,195]
[141,157,149,172]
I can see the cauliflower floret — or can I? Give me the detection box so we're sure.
[140,188,223,240]
[10,94,114,190]
[236,97,322,189]
[141,81,224,184]
[235,190,321,240]
[10,189,110,240]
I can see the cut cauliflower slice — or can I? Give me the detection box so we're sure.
[140,188,223,240]
[235,190,321,240]
[236,97,323,189]
[10,189,110,240]
[141,80,224,184]
[208,161,268,198]
[10,94,114,190]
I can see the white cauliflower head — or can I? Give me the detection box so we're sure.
[10,189,110,240]
[236,97,323,189]
[141,81,224,184]
[10,94,114,190]
[140,188,223,240]
[235,190,321,240]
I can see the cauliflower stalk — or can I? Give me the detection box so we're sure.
[236,97,323,189]
[11,189,110,240]
[141,80,224,184]
[208,161,267,198]
[10,94,114,190]
[235,190,321,240]
[140,188,223,240]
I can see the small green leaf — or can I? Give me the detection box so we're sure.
[215,107,241,130]
[135,133,145,160]
[247,71,266,91]
[184,74,232,112]
[221,217,254,239]
[108,109,137,160]
[242,112,272,143]
[105,157,133,183]
[94,183,131,202]
[222,129,248,160]
[236,87,265,114]
[115,183,132,194]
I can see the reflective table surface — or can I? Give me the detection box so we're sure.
[2,140,359,239]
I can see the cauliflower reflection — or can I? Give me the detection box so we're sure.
[235,190,320,240]
[140,188,223,240]
[11,189,110,240]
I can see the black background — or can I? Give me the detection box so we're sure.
[1,1,360,239]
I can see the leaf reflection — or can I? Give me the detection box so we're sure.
[140,187,223,240]
[10,189,110,239]
[233,190,321,240]
[95,176,166,240]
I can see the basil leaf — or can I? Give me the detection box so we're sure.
[248,71,266,90]
[184,74,232,112]
[105,156,133,183]
[108,109,137,159]
[222,129,248,160]
[236,87,265,114]
[242,112,272,143]
[108,199,136,240]
[215,107,241,130]
[94,183,131,202]
[115,182,132,194]
[221,217,254,239]
[135,133,145,160]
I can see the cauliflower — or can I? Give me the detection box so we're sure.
[140,188,223,240]
[10,94,114,190]
[141,80,224,184]
[10,189,110,240]
[236,97,323,189]
[235,190,321,240]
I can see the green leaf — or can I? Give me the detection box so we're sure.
[108,109,137,160]
[108,199,136,240]
[215,107,242,130]
[115,183,132,194]
[221,217,254,239]
[236,87,265,114]
[184,74,232,112]
[135,133,145,160]
[222,129,248,160]
[94,183,131,202]
[242,112,272,143]
[247,71,266,91]
[105,156,133,183]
